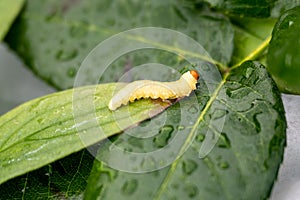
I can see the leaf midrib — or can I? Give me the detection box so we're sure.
[23,12,227,71]
[153,34,272,199]
[19,6,274,199]
[153,73,228,200]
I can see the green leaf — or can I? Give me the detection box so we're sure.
[85,61,286,200]
[0,150,93,199]
[267,6,300,94]
[230,17,276,66]
[5,0,234,90]
[0,0,24,41]
[203,0,277,18]
[1,0,289,198]
[271,0,300,18]
[0,83,169,185]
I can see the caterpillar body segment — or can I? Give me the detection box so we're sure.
[108,70,199,110]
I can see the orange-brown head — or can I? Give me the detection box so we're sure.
[189,70,199,80]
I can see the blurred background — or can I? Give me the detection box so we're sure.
[0,43,299,200]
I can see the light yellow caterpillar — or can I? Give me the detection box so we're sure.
[108,70,199,110]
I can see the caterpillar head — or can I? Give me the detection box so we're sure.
[181,70,199,90]
[190,70,199,80]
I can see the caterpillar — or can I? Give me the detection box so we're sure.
[108,70,199,110]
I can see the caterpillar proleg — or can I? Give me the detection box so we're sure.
[108,70,199,110]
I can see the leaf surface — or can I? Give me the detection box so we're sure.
[85,61,286,200]
[0,150,92,199]
[267,6,300,94]
[0,0,24,41]
[5,0,234,90]
[0,83,169,185]
[203,0,277,18]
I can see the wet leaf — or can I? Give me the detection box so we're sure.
[0,150,93,199]
[267,6,300,94]
[0,83,169,185]
[0,0,24,41]
[203,0,277,18]
[271,0,300,18]
[85,61,286,200]
[5,0,234,90]
[1,0,291,199]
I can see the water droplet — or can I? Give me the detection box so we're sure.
[37,118,46,124]
[182,159,198,175]
[196,134,205,142]
[226,87,251,99]
[172,183,179,189]
[245,67,254,79]
[218,161,229,169]
[128,137,144,149]
[285,54,292,67]
[69,24,88,38]
[122,179,138,195]
[184,184,198,198]
[176,125,185,130]
[188,105,198,114]
[218,132,231,148]
[201,64,210,71]
[211,109,228,120]
[253,112,262,134]
[139,119,151,127]
[67,67,76,77]
[56,49,78,61]
[153,125,174,148]
[141,156,157,170]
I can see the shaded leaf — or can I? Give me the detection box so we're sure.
[271,0,300,18]
[267,6,300,94]
[203,0,277,18]
[0,83,169,185]
[5,0,234,89]
[85,61,286,200]
[0,150,93,199]
[230,17,276,66]
[0,0,24,41]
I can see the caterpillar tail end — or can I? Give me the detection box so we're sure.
[108,100,116,111]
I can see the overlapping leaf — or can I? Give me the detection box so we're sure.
[0,0,290,199]
[85,61,286,200]
[0,0,24,41]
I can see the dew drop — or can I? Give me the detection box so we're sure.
[188,105,198,114]
[201,64,210,71]
[182,159,198,175]
[139,118,151,127]
[67,67,76,77]
[141,156,157,169]
[196,134,205,142]
[69,24,88,38]
[176,125,185,130]
[184,184,198,198]
[226,87,251,99]
[122,179,138,196]
[153,125,174,148]
[211,109,228,120]
[218,132,231,148]
[218,161,229,169]
[172,183,179,189]
[56,49,78,61]
[128,137,144,149]
[37,118,46,124]
[245,67,254,79]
